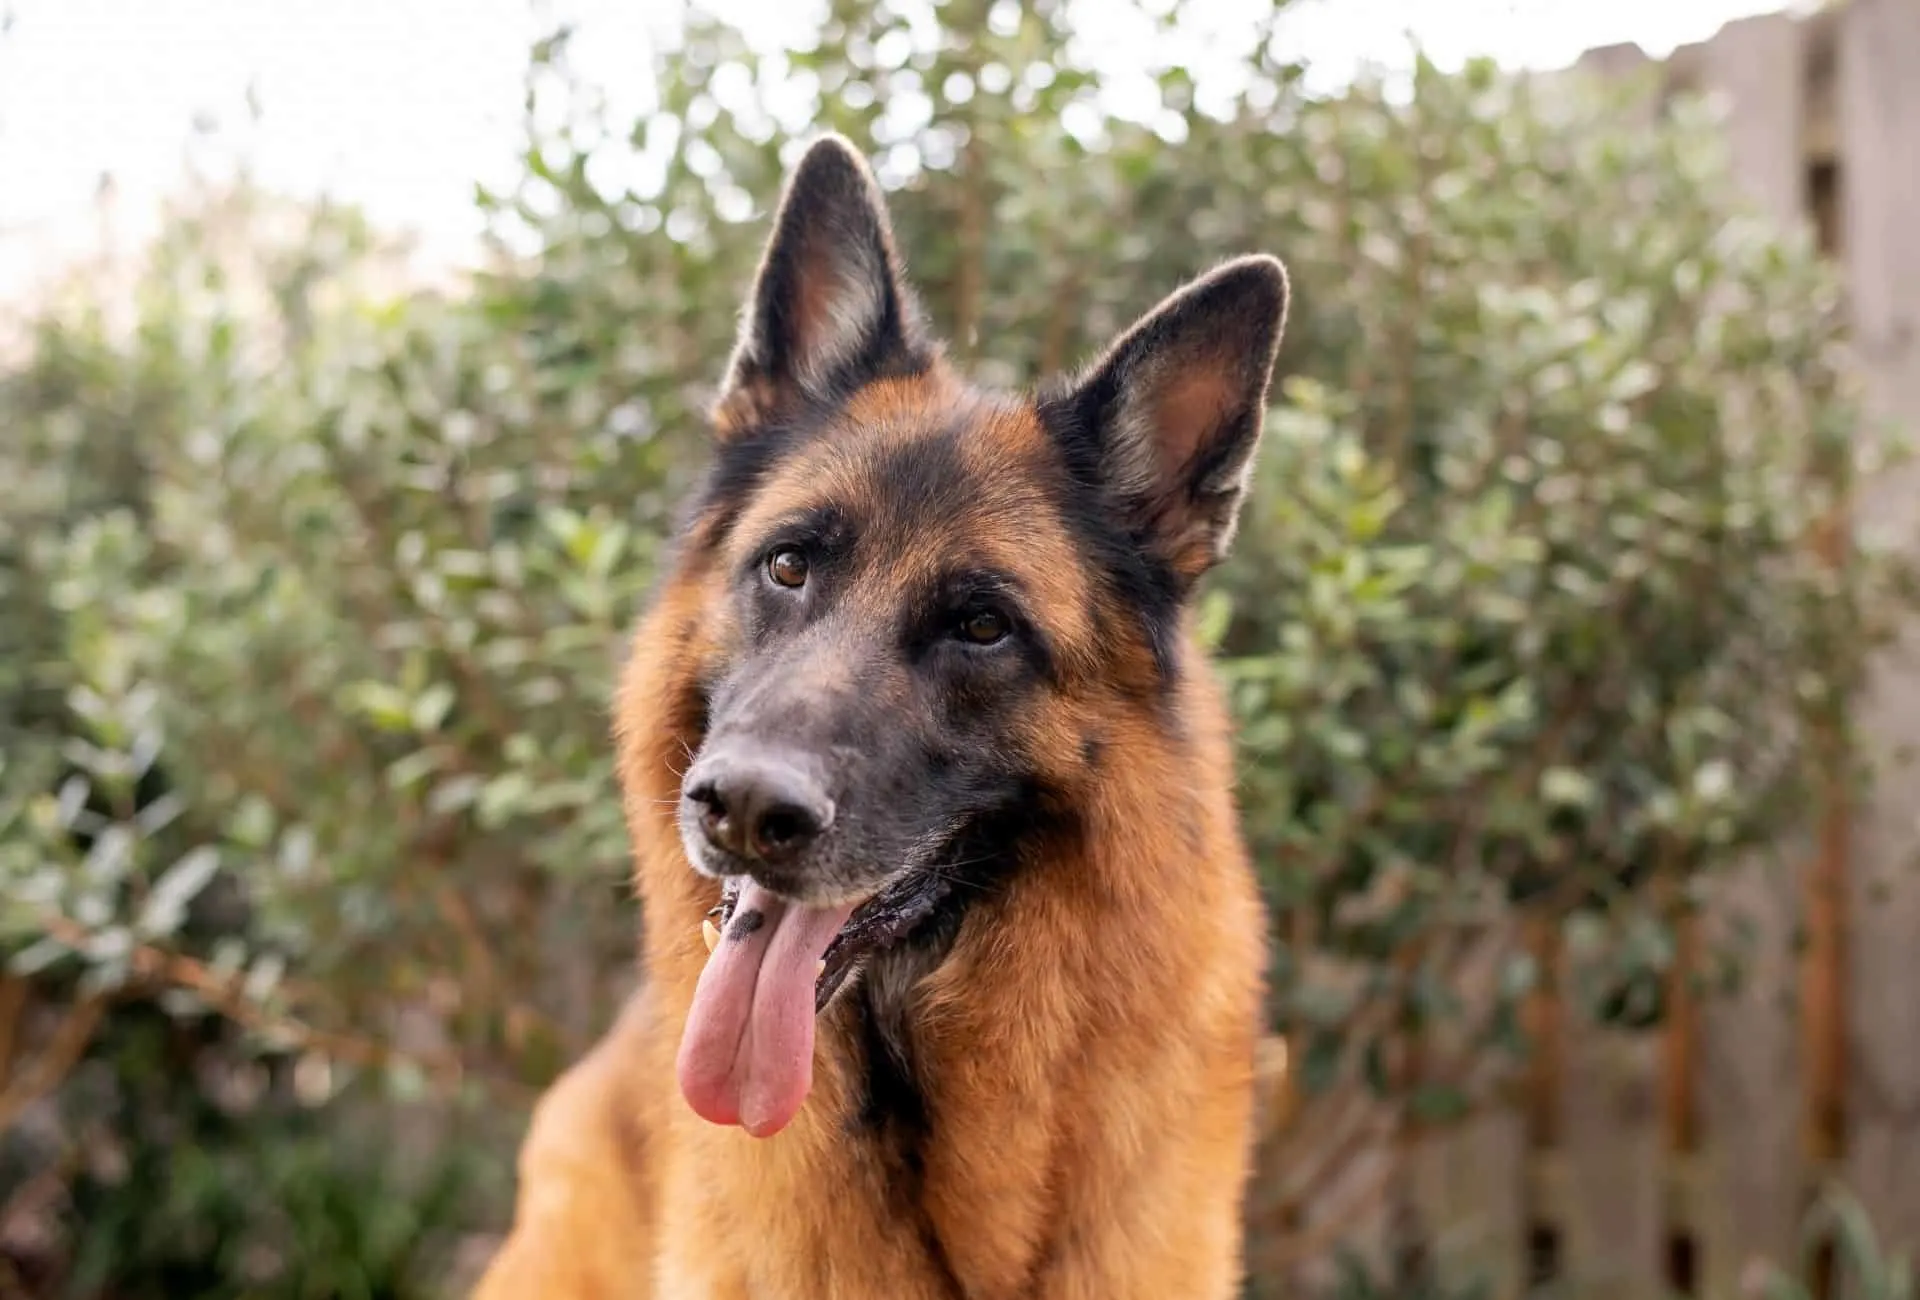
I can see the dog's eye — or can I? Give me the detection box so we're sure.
[957,608,1010,646]
[767,547,809,589]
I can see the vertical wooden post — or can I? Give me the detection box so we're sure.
[1405,937,1529,1300]
[1686,16,1817,1300]
[1559,925,1666,1300]
[1838,0,1920,1259]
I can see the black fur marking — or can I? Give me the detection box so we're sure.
[682,404,837,549]
[661,670,714,768]
[688,676,714,738]
[864,420,977,535]
[752,501,856,559]
[1031,385,1187,690]
[900,565,1059,687]
[851,984,965,1295]
[1080,733,1104,771]
[853,981,925,1132]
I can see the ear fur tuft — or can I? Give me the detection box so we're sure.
[714,134,932,425]
[1052,255,1291,578]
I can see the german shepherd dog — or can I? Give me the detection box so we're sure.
[472,134,1289,1299]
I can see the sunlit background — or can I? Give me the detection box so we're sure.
[1,0,1802,300]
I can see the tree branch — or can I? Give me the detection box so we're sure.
[0,993,108,1135]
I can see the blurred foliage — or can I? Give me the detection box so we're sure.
[1,0,1908,1293]
[13,1002,484,1300]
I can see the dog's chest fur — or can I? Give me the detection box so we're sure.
[653,943,1061,1299]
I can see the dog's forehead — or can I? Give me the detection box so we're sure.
[737,385,1051,549]
[727,380,1095,621]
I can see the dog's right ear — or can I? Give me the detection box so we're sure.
[1047,255,1289,584]
[713,135,932,429]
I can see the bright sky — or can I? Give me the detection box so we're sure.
[0,0,1796,303]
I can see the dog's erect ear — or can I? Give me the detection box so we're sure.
[714,134,931,425]
[1049,255,1289,581]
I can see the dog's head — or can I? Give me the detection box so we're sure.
[650,135,1288,1135]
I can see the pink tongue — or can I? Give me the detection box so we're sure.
[676,881,857,1138]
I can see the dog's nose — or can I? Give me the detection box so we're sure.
[684,750,834,865]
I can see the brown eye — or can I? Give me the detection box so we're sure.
[767,547,809,589]
[958,608,1009,646]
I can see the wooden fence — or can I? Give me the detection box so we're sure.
[1251,4,1920,1297]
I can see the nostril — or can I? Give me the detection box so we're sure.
[749,803,819,861]
[685,778,739,853]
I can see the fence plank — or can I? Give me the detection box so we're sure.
[1699,14,1808,226]
[1558,943,1667,1300]
[1694,850,1807,1300]
[1251,941,1399,1296]
[1570,40,1665,127]
[1576,42,1653,81]
[1839,0,1920,1261]
[1403,934,1530,1300]
[1409,1111,1530,1300]
[1687,17,1813,1299]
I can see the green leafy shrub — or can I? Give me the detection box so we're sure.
[46,1007,484,1300]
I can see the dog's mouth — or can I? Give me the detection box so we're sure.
[675,868,953,1139]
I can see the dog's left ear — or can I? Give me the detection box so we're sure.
[715,134,932,426]
[1048,255,1289,581]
